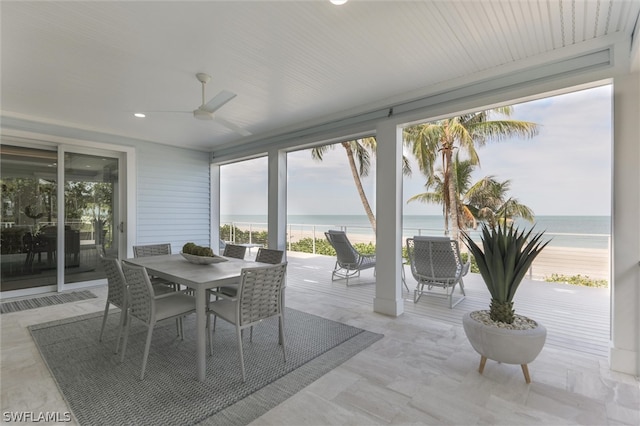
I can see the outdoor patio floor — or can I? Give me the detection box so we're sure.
[284,251,611,358]
[2,251,635,426]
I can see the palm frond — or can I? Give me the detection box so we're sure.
[311,144,333,161]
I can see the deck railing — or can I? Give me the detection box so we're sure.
[222,221,611,283]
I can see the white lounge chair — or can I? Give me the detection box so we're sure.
[324,230,376,286]
[406,236,469,308]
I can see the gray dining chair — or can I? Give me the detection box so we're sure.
[223,244,247,259]
[207,244,248,304]
[133,243,171,257]
[208,263,287,382]
[216,247,284,299]
[255,247,285,264]
[98,253,128,354]
[120,262,197,380]
[133,243,178,292]
[211,247,286,335]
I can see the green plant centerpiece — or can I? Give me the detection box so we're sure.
[182,242,214,257]
[180,242,226,265]
[460,222,550,384]
[461,222,549,323]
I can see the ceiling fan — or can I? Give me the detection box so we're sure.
[148,73,251,137]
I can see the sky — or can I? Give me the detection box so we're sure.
[220,84,612,217]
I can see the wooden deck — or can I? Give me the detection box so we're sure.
[283,251,611,359]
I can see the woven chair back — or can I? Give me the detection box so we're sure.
[407,236,461,282]
[325,230,359,265]
[133,243,171,257]
[100,256,127,310]
[223,244,247,259]
[237,263,287,327]
[255,248,284,264]
[122,262,154,324]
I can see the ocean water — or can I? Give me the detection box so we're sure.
[221,214,611,249]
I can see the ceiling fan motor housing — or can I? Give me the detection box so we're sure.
[193,109,214,120]
[196,73,211,84]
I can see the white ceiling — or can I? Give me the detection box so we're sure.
[2,1,639,152]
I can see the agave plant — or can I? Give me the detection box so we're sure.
[461,222,549,324]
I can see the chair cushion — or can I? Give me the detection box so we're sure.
[152,283,176,296]
[150,276,174,286]
[155,294,196,321]
[208,299,236,323]
[218,286,238,297]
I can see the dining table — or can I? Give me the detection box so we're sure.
[123,253,256,381]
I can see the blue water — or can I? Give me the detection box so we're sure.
[221,215,611,249]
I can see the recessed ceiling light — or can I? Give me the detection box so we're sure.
[134,113,146,118]
[330,0,348,4]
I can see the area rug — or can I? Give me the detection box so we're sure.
[29,308,383,425]
[1,290,97,314]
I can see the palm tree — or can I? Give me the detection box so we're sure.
[465,176,534,227]
[404,107,539,239]
[408,157,534,231]
[407,156,477,232]
[312,137,411,233]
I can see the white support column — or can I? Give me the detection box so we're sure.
[610,71,640,376]
[373,120,404,317]
[210,163,221,254]
[268,149,287,253]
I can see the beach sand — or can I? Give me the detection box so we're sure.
[283,228,610,283]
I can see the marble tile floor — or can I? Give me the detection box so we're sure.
[1,266,638,425]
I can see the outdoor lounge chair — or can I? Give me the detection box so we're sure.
[324,230,376,286]
[406,236,469,308]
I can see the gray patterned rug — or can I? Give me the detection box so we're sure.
[29,308,383,425]
[1,290,97,314]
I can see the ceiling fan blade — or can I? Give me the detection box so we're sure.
[202,90,237,113]
[213,116,252,136]
[143,110,191,114]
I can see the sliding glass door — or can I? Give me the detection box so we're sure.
[63,151,120,285]
[1,146,58,292]
[1,143,125,295]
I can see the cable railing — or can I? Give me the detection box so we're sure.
[221,221,611,284]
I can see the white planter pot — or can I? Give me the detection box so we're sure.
[462,311,546,383]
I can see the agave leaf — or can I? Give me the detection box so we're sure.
[489,231,506,301]
[508,232,550,300]
[503,241,517,301]
[461,231,495,298]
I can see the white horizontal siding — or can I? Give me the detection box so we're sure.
[135,143,211,251]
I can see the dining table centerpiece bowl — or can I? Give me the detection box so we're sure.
[460,221,549,384]
[181,242,228,264]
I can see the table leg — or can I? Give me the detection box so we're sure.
[195,286,207,381]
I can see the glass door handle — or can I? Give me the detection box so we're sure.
[118,222,125,233]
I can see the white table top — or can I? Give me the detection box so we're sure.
[124,254,255,289]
